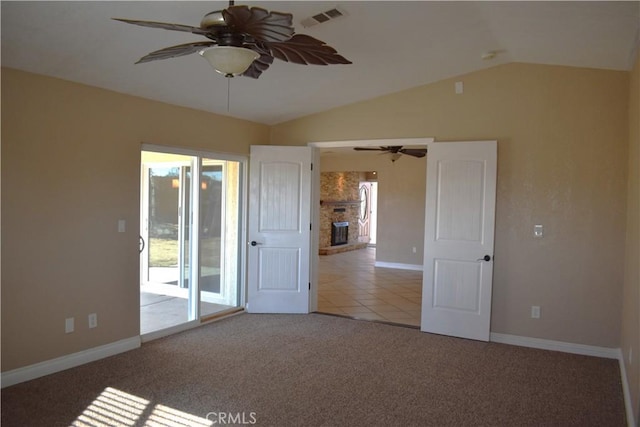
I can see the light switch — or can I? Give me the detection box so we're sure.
[65,317,74,333]
[118,220,126,233]
[455,81,463,94]
[534,224,543,237]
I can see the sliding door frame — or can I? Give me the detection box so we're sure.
[140,143,248,339]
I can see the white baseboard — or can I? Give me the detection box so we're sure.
[490,332,619,359]
[490,333,634,426]
[374,261,423,271]
[617,348,636,427]
[1,336,141,388]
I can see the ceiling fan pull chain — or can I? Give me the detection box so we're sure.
[227,78,231,112]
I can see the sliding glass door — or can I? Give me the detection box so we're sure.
[140,148,244,336]
[199,158,242,312]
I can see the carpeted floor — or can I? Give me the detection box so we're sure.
[1,313,626,426]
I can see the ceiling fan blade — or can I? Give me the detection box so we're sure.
[399,148,428,158]
[113,18,209,36]
[265,34,351,65]
[135,41,216,64]
[354,147,386,151]
[222,6,294,43]
[241,50,274,79]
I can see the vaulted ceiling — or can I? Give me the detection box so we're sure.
[2,1,639,125]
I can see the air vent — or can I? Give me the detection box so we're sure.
[312,13,330,23]
[300,7,346,28]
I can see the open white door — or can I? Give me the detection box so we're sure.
[247,146,312,313]
[421,141,497,341]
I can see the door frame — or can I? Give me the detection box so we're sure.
[307,138,434,311]
[357,181,372,243]
[140,159,192,289]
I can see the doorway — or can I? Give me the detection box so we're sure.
[139,147,245,336]
[309,139,497,341]
[316,153,425,326]
[245,141,496,341]
[357,179,378,246]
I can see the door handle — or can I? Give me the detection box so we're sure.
[139,236,145,254]
[477,255,492,262]
[250,241,262,246]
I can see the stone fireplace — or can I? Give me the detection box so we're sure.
[319,171,361,251]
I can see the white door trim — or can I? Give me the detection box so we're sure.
[309,137,433,149]
[140,143,247,163]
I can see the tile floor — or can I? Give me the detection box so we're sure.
[317,247,422,327]
[140,286,235,335]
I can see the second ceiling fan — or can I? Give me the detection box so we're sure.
[353,146,428,162]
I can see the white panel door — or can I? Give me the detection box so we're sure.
[247,146,312,313]
[421,141,497,341]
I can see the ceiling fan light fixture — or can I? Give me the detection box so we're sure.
[199,46,259,77]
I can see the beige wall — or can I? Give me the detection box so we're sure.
[320,153,426,265]
[1,60,633,376]
[621,51,640,422]
[273,63,629,348]
[1,68,270,371]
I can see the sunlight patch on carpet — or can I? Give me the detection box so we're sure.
[71,387,213,427]
[148,404,214,427]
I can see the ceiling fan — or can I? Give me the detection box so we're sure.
[353,146,428,162]
[113,1,351,78]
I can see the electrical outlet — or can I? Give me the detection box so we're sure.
[531,306,541,319]
[88,313,98,329]
[534,224,544,237]
[65,317,74,333]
